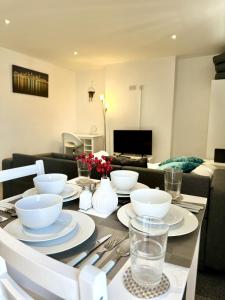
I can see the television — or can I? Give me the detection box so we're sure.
[113,130,152,156]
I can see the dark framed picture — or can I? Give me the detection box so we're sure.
[12,65,49,98]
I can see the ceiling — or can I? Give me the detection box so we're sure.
[0,0,225,70]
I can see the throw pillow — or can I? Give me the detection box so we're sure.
[159,156,204,166]
[159,161,201,173]
[106,156,147,168]
[122,157,148,168]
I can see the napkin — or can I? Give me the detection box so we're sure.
[79,206,119,219]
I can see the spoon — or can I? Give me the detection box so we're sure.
[100,239,130,274]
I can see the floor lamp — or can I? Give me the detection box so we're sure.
[100,94,109,151]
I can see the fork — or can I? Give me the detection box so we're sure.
[84,233,126,265]
[100,239,130,274]
[0,203,17,217]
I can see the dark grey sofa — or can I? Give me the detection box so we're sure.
[2,152,224,272]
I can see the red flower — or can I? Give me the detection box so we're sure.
[75,153,112,176]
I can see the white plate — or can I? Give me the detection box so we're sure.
[4,210,78,243]
[116,182,149,197]
[23,210,95,255]
[125,204,184,227]
[117,204,198,237]
[22,183,81,202]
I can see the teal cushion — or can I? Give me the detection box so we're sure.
[159,161,201,173]
[159,156,204,166]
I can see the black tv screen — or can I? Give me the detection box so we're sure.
[113,130,152,155]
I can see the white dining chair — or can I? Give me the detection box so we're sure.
[0,160,45,183]
[62,133,83,155]
[0,161,108,300]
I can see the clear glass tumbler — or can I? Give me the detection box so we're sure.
[129,216,169,288]
[77,160,90,178]
[164,168,183,200]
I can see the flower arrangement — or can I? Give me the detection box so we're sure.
[76,153,112,177]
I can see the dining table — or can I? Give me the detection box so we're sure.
[0,177,207,300]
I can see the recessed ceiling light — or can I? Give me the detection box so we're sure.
[171,34,176,40]
[74,51,78,55]
[4,19,10,25]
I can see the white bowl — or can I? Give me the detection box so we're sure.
[110,170,139,192]
[15,194,63,229]
[33,173,67,194]
[130,188,172,218]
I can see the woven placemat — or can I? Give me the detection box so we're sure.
[123,267,170,299]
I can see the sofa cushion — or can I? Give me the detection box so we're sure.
[50,153,75,160]
[159,161,201,173]
[159,156,204,166]
[107,156,147,168]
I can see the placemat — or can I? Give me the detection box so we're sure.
[123,267,170,299]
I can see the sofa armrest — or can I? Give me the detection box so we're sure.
[205,169,225,271]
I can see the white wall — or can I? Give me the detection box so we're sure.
[0,47,77,165]
[75,68,105,135]
[105,57,176,161]
[172,55,214,158]
[207,80,225,159]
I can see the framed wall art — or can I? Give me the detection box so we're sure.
[12,65,49,98]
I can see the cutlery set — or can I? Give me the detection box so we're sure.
[172,200,204,213]
[67,233,129,275]
[0,203,17,220]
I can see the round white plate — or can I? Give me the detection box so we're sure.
[22,183,81,202]
[23,210,95,255]
[116,182,149,198]
[4,210,78,243]
[117,204,198,237]
[125,204,184,227]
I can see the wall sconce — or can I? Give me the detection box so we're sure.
[88,86,95,102]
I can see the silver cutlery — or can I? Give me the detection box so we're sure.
[172,201,202,213]
[172,200,204,210]
[0,215,9,222]
[0,202,15,210]
[84,233,126,265]
[100,239,130,274]
[0,205,17,217]
[67,234,111,267]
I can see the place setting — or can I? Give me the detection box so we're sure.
[3,172,96,255]
[22,173,82,202]
[3,193,96,255]
[116,168,199,237]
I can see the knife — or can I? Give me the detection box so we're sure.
[67,234,111,267]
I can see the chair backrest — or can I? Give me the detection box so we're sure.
[0,255,34,300]
[62,133,83,154]
[0,161,108,300]
[0,227,80,299]
[0,160,45,183]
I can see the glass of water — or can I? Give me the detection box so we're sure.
[164,168,183,200]
[129,216,169,288]
[77,159,90,178]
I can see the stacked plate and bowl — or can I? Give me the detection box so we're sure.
[4,174,95,255]
[113,170,199,237]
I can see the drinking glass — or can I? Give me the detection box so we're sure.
[77,160,90,178]
[129,216,169,288]
[164,168,183,200]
